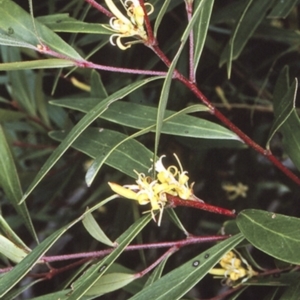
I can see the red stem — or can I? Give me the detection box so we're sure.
[135,246,178,278]
[150,44,300,186]
[84,0,113,18]
[185,0,195,82]
[139,0,156,46]
[40,235,229,263]
[167,195,236,217]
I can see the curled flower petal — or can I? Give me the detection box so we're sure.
[209,250,258,286]
[104,0,153,50]
[108,154,196,226]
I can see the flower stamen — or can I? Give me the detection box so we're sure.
[104,0,154,50]
[108,154,195,226]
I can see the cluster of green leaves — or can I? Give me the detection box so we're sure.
[1,0,300,299]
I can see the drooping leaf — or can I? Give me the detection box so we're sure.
[271,66,300,170]
[193,0,215,77]
[67,214,152,299]
[267,73,297,148]
[220,0,274,78]
[0,217,79,297]
[21,77,162,203]
[51,100,240,140]
[82,212,114,247]
[154,0,210,157]
[0,125,37,241]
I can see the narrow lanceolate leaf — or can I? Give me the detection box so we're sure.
[266,75,297,148]
[20,77,161,203]
[153,0,171,37]
[79,273,136,296]
[82,212,115,247]
[0,126,37,241]
[220,0,274,78]
[268,0,298,18]
[271,66,300,171]
[129,234,244,300]
[0,216,81,297]
[155,0,211,157]
[0,59,75,71]
[193,0,215,77]
[237,209,300,264]
[279,279,300,300]
[51,100,240,141]
[0,0,82,60]
[67,214,152,300]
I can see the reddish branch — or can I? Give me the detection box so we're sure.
[167,195,236,217]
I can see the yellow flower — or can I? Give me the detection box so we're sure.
[209,250,258,286]
[155,154,194,200]
[222,182,248,201]
[108,154,194,226]
[104,0,154,50]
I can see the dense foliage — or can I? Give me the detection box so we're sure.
[1,0,300,299]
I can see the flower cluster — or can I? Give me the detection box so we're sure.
[104,0,154,50]
[108,154,195,226]
[209,250,258,286]
[222,182,248,201]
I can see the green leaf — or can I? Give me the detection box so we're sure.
[0,215,29,250]
[267,75,297,148]
[82,212,115,247]
[49,128,153,178]
[271,66,300,170]
[21,77,161,203]
[129,234,244,300]
[0,125,37,241]
[0,59,75,71]
[0,0,82,60]
[90,70,108,99]
[0,195,116,297]
[144,254,171,287]
[154,0,209,158]
[67,214,152,299]
[166,209,189,236]
[279,279,300,300]
[20,290,70,300]
[220,0,274,78]
[83,273,136,296]
[280,110,300,171]
[153,0,171,37]
[0,109,25,122]
[2,47,37,116]
[0,216,80,297]
[51,100,240,140]
[237,209,300,264]
[244,272,300,287]
[38,15,112,35]
[268,0,298,18]
[0,235,29,263]
[193,0,215,77]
